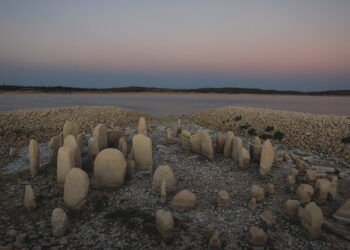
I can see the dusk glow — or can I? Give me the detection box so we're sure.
[0,0,349,90]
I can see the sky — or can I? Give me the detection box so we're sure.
[0,0,349,91]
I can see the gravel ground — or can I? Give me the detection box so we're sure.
[1,112,350,249]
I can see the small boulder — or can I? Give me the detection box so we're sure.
[261,210,276,228]
[290,168,299,177]
[217,190,230,208]
[295,158,305,171]
[190,132,201,154]
[301,202,324,239]
[63,135,82,168]
[267,183,276,195]
[63,121,79,139]
[137,116,147,135]
[223,132,234,158]
[250,185,264,201]
[249,226,267,247]
[93,124,108,150]
[171,190,197,209]
[94,149,126,187]
[199,130,214,160]
[328,175,338,199]
[209,230,222,250]
[286,175,296,192]
[259,139,275,176]
[51,208,68,237]
[216,133,225,153]
[284,199,300,221]
[63,168,89,210]
[28,139,40,177]
[57,146,74,188]
[232,137,243,163]
[155,209,174,240]
[315,178,331,203]
[305,169,317,182]
[152,165,176,193]
[132,134,153,171]
[248,197,257,212]
[24,185,36,210]
[296,184,314,204]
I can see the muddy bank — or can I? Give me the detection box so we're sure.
[190,106,350,158]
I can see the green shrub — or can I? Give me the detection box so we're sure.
[248,128,257,136]
[273,131,285,141]
[341,136,350,144]
[265,126,274,132]
[234,115,242,121]
[239,124,250,130]
[259,134,272,140]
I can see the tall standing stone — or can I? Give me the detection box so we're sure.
[152,165,176,193]
[284,199,300,221]
[63,135,82,168]
[88,136,99,168]
[29,139,39,177]
[24,185,36,210]
[252,136,262,163]
[137,117,147,135]
[133,134,152,171]
[63,121,79,139]
[216,133,225,153]
[118,137,128,158]
[57,146,74,188]
[199,130,214,160]
[301,202,324,239]
[50,135,62,167]
[259,139,275,176]
[94,149,126,187]
[223,132,234,158]
[190,132,201,154]
[93,124,108,150]
[232,137,243,162]
[238,147,250,168]
[51,208,68,237]
[107,126,122,147]
[63,168,89,210]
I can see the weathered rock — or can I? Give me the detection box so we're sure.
[166,129,173,144]
[267,183,276,195]
[171,190,197,209]
[305,169,317,182]
[29,139,39,177]
[248,197,257,212]
[216,133,225,153]
[152,165,176,193]
[290,168,299,177]
[57,146,74,188]
[9,147,17,157]
[209,230,222,250]
[259,139,275,176]
[63,121,79,139]
[132,134,152,171]
[190,132,201,154]
[24,185,36,210]
[328,175,338,199]
[284,199,300,221]
[252,136,262,163]
[315,178,331,203]
[295,158,305,171]
[118,137,128,158]
[223,132,234,158]
[286,175,296,192]
[180,130,191,151]
[63,168,89,210]
[217,190,230,208]
[63,135,82,168]
[107,126,122,147]
[93,124,108,150]
[199,130,214,160]
[232,137,243,162]
[333,199,350,224]
[176,119,182,136]
[160,180,167,204]
[250,185,264,201]
[249,226,267,247]
[238,147,250,168]
[261,210,276,228]
[137,116,147,135]
[51,208,68,237]
[50,135,62,167]
[301,202,324,239]
[88,136,99,168]
[296,184,314,204]
[94,149,126,187]
[155,209,173,239]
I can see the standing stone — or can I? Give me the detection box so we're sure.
[232,137,243,162]
[199,130,214,160]
[107,126,122,147]
[63,121,79,139]
[190,132,201,154]
[118,137,128,158]
[50,135,62,167]
[155,209,174,240]
[223,132,234,158]
[284,199,300,221]
[29,139,40,177]
[261,210,276,228]
[249,226,267,247]
[137,117,147,135]
[180,130,191,151]
[216,133,225,153]
[295,158,305,171]
[24,185,36,210]
[250,185,264,201]
[94,149,126,187]
[152,165,176,193]
[333,199,350,224]
[267,183,276,195]
[93,124,108,150]
[57,146,74,188]
[166,129,173,144]
[315,178,331,203]
[296,184,314,204]
[217,190,230,208]
[259,139,275,176]
[171,190,197,209]
[290,168,299,177]
[328,175,338,199]
[252,136,262,163]
[248,197,257,212]
[305,169,317,182]
[63,135,82,168]
[301,202,324,239]
[51,208,68,237]
[286,175,296,192]
[238,147,250,168]
[176,119,182,136]
[88,136,99,168]
[63,168,89,210]
[209,230,222,250]
[160,180,167,204]
[133,134,152,171]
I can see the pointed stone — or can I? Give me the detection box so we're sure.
[137,116,147,135]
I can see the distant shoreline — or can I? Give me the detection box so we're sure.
[1,85,350,96]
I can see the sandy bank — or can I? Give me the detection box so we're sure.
[190,106,350,158]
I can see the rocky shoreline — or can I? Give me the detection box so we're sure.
[1,106,350,249]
